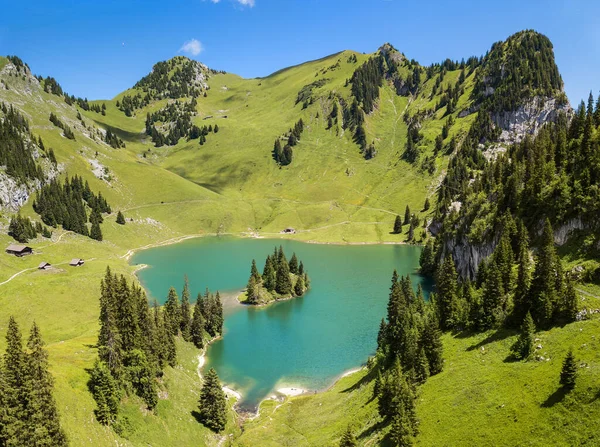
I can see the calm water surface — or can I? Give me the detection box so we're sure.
[132,237,432,410]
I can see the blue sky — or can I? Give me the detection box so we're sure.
[0,0,598,104]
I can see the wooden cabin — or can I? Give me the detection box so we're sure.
[38,262,52,270]
[282,228,296,234]
[69,258,85,267]
[6,244,33,257]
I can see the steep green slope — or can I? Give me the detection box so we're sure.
[238,312,600,446]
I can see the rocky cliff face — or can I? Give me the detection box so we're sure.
[441,217,591,280]
[491,96,571,144]
[442,235,497,280]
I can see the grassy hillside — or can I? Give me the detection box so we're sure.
[238,309,600,446]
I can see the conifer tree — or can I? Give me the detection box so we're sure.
[419,239,436,276]
[298,261,305,276]
[180,276,192,341]
[98,268,122,378]
[90,220,103,241]
[26,322,68,446]
[197,368,227,432]
[116,211,126,225]
[530,219,560,328]
[294,275,305,297]
[394,215,403,234]
[3,317,27,445]
[560,349,577,391]
[262,256,276,292]
[115,276,140,354]
[423,197,430,211]
[289,253,299,274]
[164,287,181,336]
[435,256,460,329]
[421,316,444,375]
[153,301,168,368]
[276,253,293,295]
[246,276,258,304]
[481,261,505,329]
[124,349,158,410]
[88,359,120,425]
[214,292,224,335]
[190,295,205,349]
[513,224,532,324]
[162,312,177,368]
[250,259,261,282]
[404,206,411,225]
[414,346,430,384]
[510,312,535,360]
[389,408,414,447]
[339,425,358,447]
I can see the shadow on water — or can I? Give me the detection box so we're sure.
[466,329,515,352]
[541,387,568,408]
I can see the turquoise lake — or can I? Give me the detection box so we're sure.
[132,237,432,410]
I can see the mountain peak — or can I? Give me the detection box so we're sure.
[132,56,218,100]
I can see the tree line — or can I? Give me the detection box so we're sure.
[49,112,75,140]
[90,270,224,428]
[33,175,111,241]
[369,271,443,446]
[8,214,52,243]
[144,99,218,147]
[245,247,309,304]
[272,119,304,166]
[0,102,54,184]
[0,317,68,446]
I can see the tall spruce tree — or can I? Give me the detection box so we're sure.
[88,360,120,425]
[560,349,577,391]
[530,219,560,328]
[510,312,535,361]
[180,276,192,341]
[404,206,411,225]
[262,256,276,292]
[435,256,460,330]
[394,215,403,234]
[26,322,68,446]
[197,368,227,432]
[3,317,28,445]
[190,295,205,349]
[339,425,358,447]
[98,267,122,378]
[276,253,293,295]
[289,253,299,275]
[164,287,181,336]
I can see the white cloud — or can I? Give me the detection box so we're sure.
[179,39,204,56]
[204,0,255,6]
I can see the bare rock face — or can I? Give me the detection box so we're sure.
[442,234,497,280]
[491,96,571,144]
[0,173,30,211]
[444,217,589,280]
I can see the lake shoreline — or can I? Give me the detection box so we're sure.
[133,233,423,419]
[126,230,419,264]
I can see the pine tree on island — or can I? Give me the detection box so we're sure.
[242,247,310,305]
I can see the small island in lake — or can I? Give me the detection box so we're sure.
[239,246,310,305]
